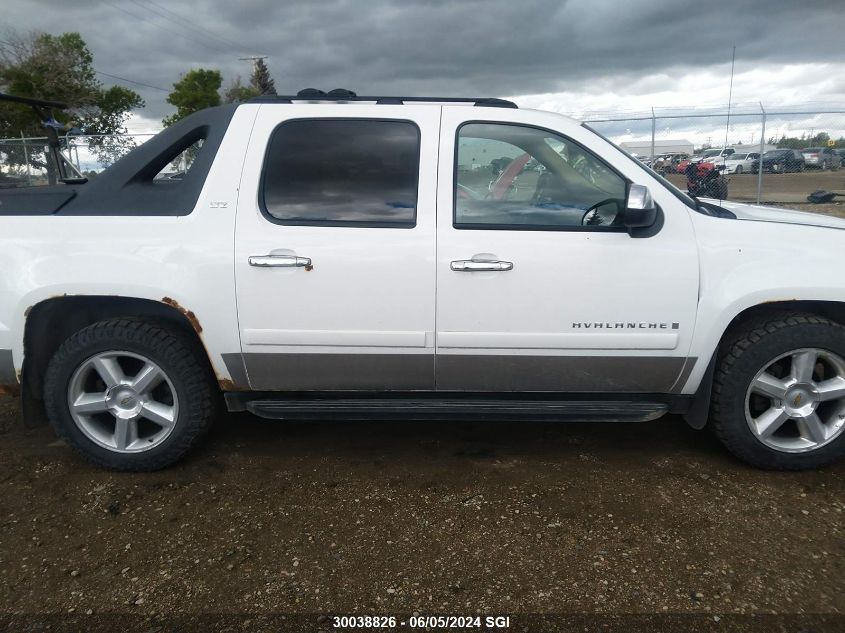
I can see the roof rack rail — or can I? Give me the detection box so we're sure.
[248,88,517,109]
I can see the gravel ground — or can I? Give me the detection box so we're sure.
[1,394,844,632]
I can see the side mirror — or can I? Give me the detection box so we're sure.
[624,184,658,230]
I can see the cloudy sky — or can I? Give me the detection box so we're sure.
[3,0,845,145]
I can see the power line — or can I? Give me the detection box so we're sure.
[1,37,168,95]
[104,1,230,54]
[96,70,169,92]
[134,0,252,53]
[129,0,233,49]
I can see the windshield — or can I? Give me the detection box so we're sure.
[763,150,789,157]
[802,148,823,152]
[701,149,721,158]
[582,123,696,209]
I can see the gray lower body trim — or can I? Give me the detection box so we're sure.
[242,352,435,391]
[436,354,691,392]
[0,349,16,385]
[221,352,250,390]
[237,352,693,393]
[669,356,698,394]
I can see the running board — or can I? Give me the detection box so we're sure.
[241,398,669,422]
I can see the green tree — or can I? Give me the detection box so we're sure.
[249,58,276,96]
[773,131,836,150]
[162,68,221,127]
[223,76,258,104]
[0,30,144,177]
[85,85,145,165]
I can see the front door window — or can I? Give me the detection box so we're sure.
[455,123,628,230]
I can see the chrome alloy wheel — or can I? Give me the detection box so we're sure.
[745,348,845,453]
[67,351,179,453]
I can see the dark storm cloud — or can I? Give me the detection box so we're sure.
[2,0,843,123]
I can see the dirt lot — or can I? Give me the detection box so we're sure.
[2,177,844,632]
[1,394,844,631]
[666,169,845,210]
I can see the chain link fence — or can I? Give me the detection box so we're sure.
[0,132,159,187]
[3,108,845,213]
[581,105,845,209]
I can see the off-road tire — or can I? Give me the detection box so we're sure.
[711,313,845,470]
[44,318,216,471]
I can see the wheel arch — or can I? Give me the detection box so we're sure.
[684,299,845,429]
[22,295,221,403]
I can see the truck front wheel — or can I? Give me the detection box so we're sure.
[44,319,216,471]
[711,314,845,469]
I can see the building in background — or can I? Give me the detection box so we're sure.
[620,139,694,158]
[731,142,777,153]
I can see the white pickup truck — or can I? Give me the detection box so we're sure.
[2,89,845,471]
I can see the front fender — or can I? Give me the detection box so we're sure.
[682,212,845,393]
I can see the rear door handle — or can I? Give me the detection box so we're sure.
[450,259,514,272]
[248,254,312,268]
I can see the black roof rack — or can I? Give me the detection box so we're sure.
[248,88,517,109]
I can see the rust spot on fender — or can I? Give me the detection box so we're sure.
[0,384,20,396]
[304,264,314,272]
[161,297,203,334]
[218,378,236,391]
[25,294,69,318]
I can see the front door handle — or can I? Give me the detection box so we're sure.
[249,254,312,268]
[450,259,514,272]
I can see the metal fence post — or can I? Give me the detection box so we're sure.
[756,103,766,205]
[650,107,656,162]
[20,131,33,186]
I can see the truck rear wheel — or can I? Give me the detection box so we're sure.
[711,314,845,469]
[44,319,216,471]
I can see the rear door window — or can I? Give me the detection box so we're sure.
[261,119,420,227]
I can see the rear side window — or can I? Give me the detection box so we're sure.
[260,119,420,227]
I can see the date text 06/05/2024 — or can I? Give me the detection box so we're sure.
[331,615,511,629]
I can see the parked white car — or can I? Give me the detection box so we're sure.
[723,152,760,174]
[2,90,845,472]
[701,147,736,167]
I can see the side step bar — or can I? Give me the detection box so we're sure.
[239,398,669,422]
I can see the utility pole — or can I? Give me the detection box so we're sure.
[238,55,276,95]
[756,102,766,205]
[238,55,268,73]
[723,45,736,151]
